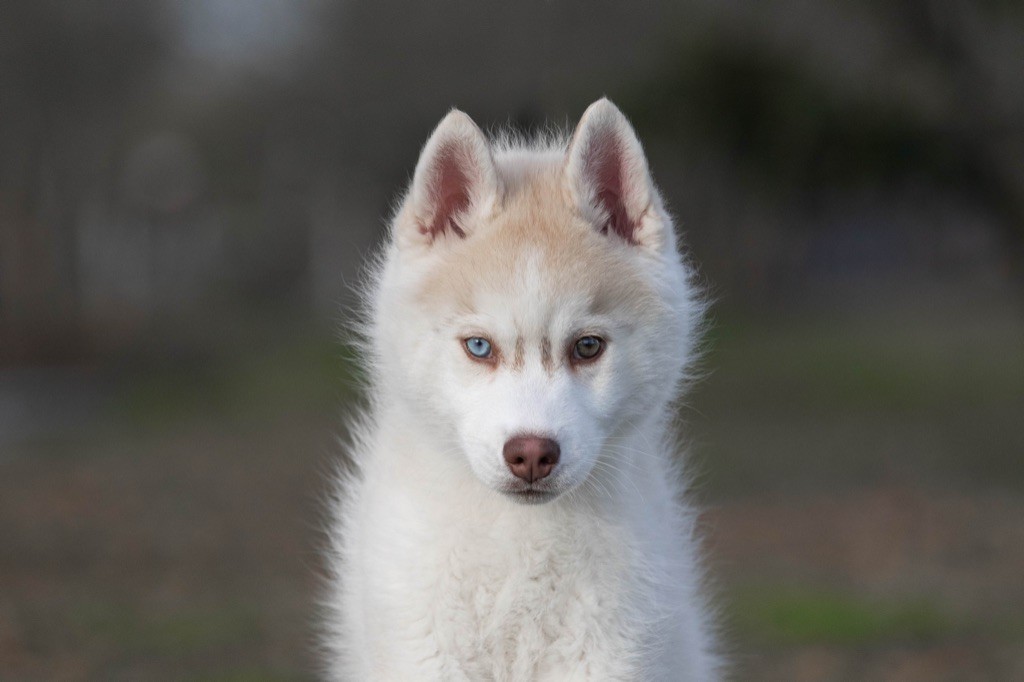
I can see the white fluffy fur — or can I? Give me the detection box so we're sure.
[322,99,720,681]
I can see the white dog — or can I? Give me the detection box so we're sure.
[323,99,720,681]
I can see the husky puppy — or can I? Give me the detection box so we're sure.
[323,99,719,681]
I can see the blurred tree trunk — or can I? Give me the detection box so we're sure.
[0,0,165,362]
[904,0,1024,287]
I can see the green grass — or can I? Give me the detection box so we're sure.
[70,600,264,656]
[691,311,1024,494]
[109,333,361,430]
[193,670,309,682]
[729,588,958,645]
[701,313,1024,414]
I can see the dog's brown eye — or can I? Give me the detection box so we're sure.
[572,336,604,362]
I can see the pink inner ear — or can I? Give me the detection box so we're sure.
[585,137,637,244]
[422,143,472,240]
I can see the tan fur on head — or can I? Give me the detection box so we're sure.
[396,99,671,253]
[413,157,665,341]
[396,106,667,314]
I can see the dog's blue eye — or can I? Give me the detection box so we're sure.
[464,337,492,359]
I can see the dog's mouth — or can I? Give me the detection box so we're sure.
[501,484,558,505]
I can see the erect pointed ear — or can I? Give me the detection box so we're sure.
[400,109,499,247]
[565,98,663,249]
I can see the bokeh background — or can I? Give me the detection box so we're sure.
[2,1,1023,680]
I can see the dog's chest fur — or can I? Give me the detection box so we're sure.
[356,469,654,680]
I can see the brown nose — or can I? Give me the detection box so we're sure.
[503,436,560,483]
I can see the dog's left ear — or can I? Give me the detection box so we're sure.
[565,98,665,251]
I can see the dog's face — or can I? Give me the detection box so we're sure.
[375,100,699,504]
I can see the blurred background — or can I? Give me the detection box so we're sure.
[1,1,1022,679]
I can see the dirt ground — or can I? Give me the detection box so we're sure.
[2,310,1022,680]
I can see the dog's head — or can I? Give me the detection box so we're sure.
[372,99,701,504]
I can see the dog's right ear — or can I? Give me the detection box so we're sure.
[397,110,499,249]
